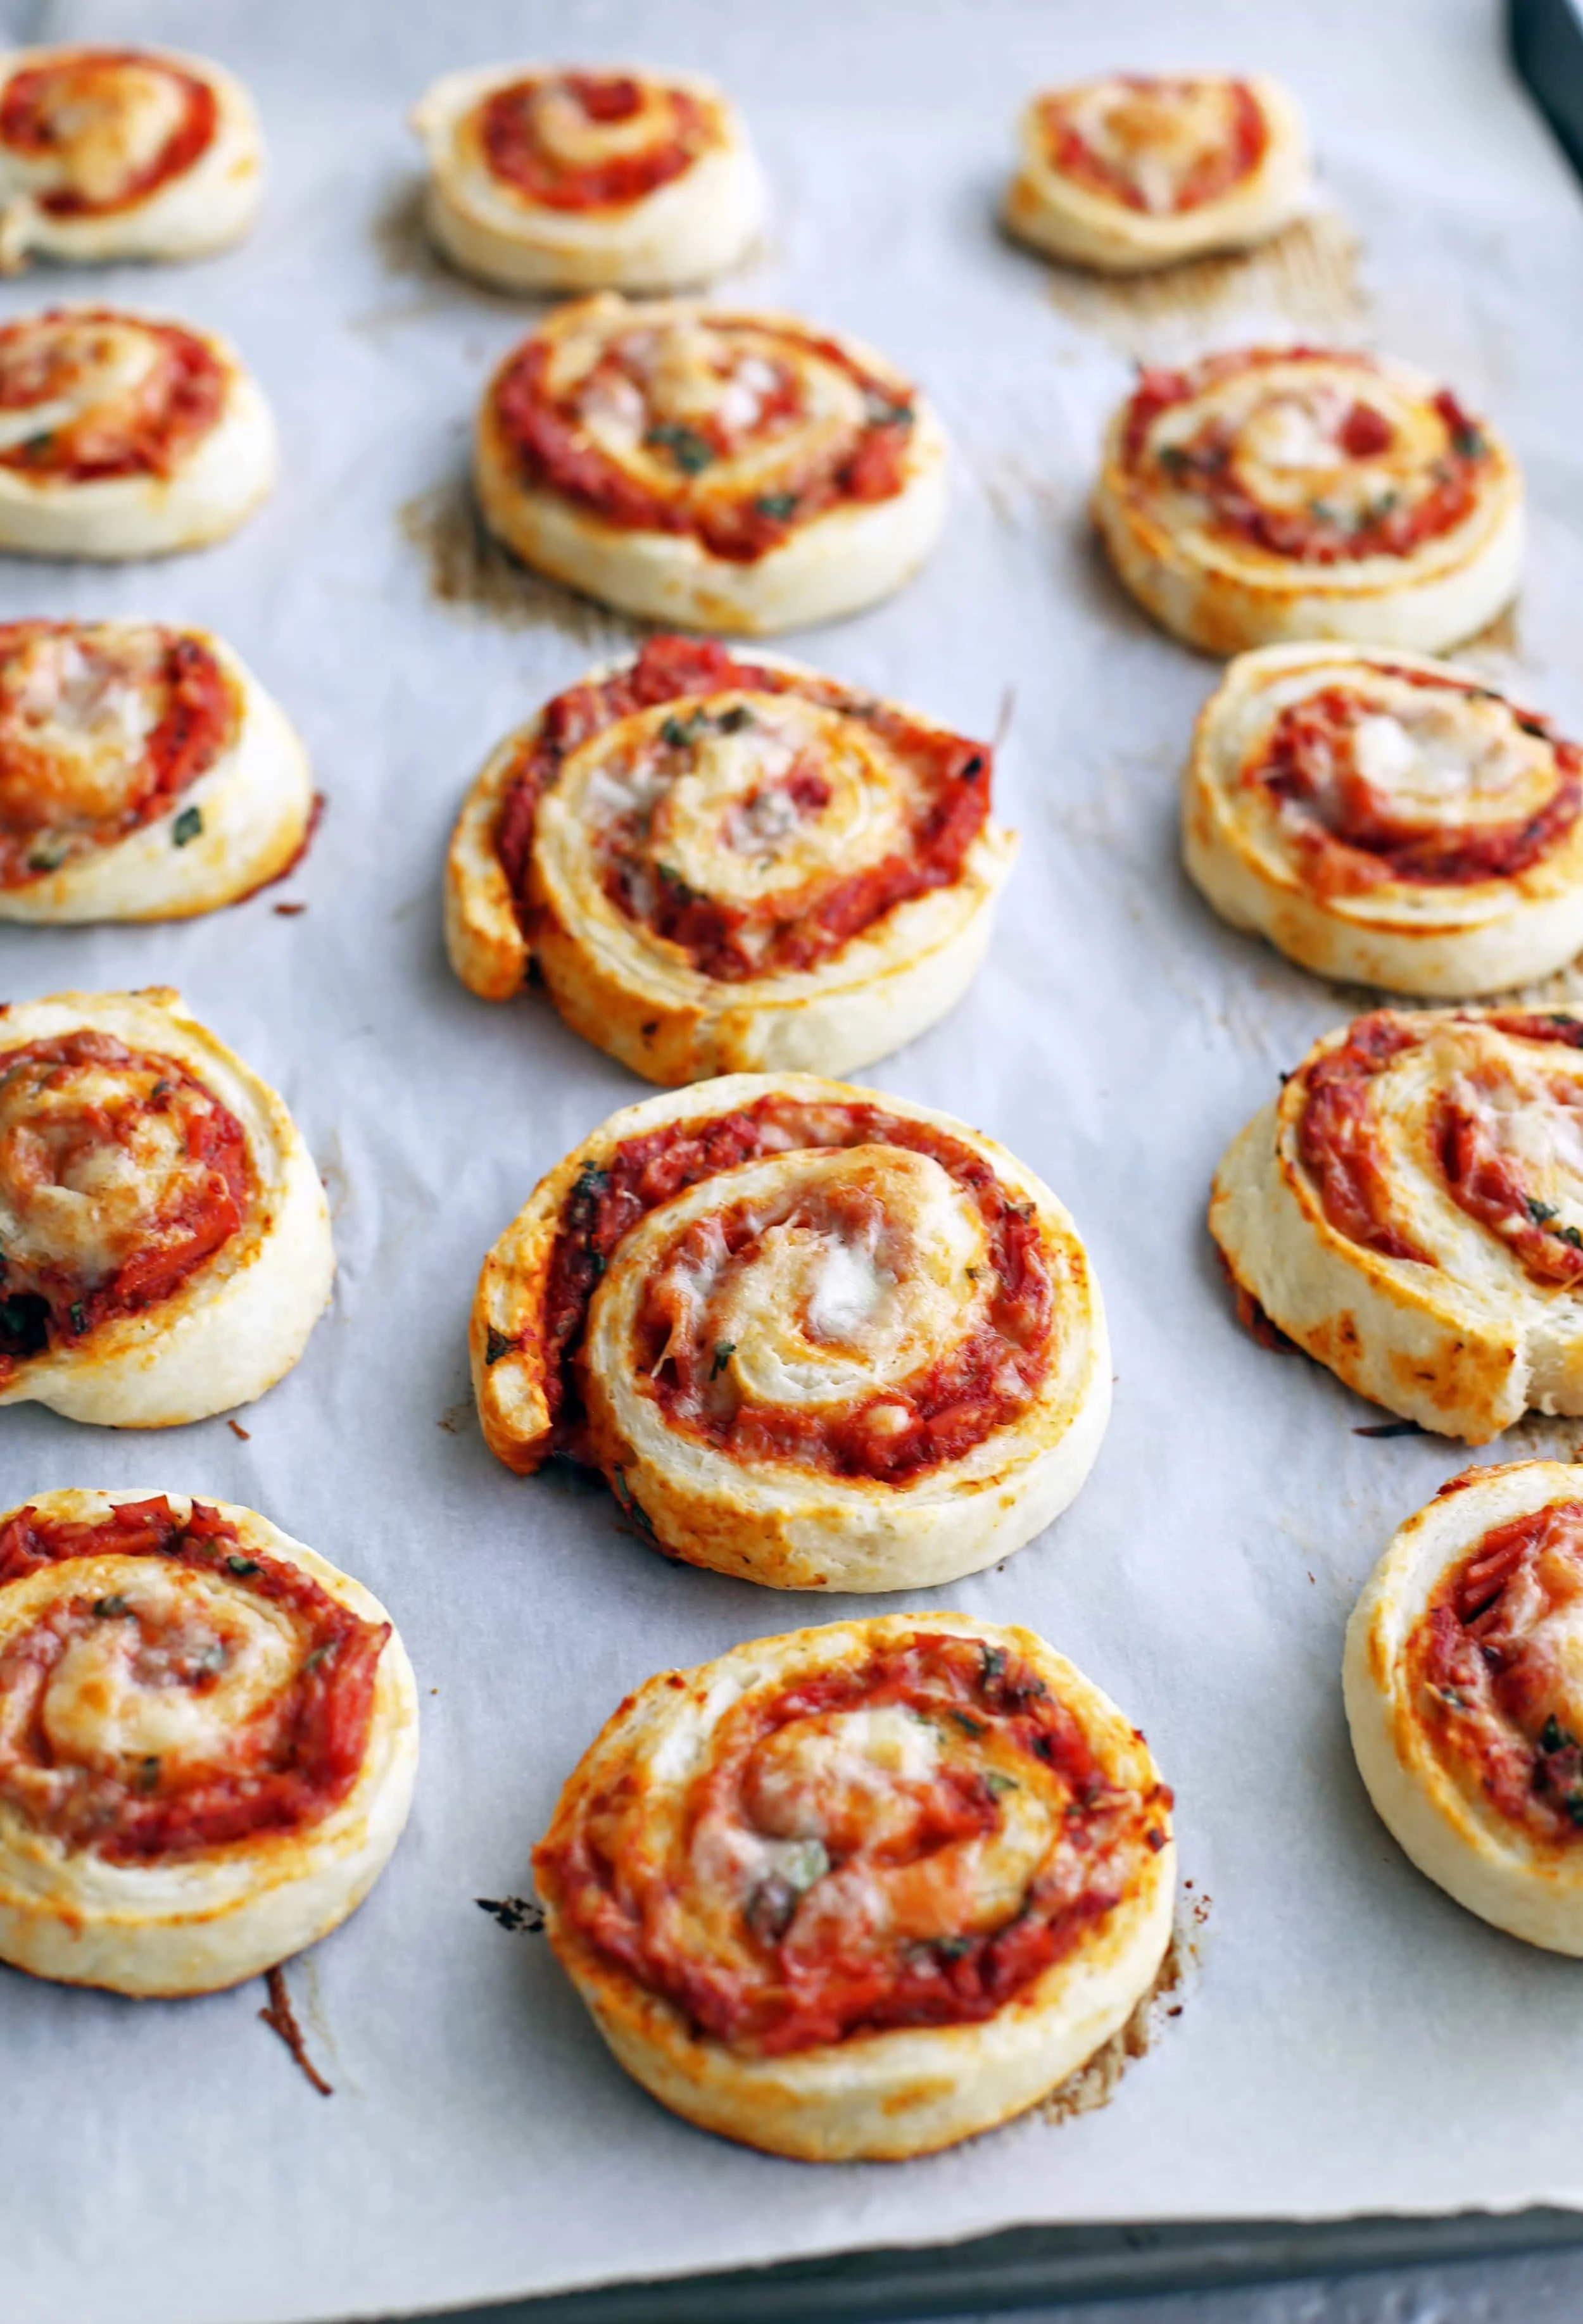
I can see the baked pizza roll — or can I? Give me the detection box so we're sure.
[474,292,948,632]
[1211,1005,1583,1442]
[1004,72,1309,273]
[534,1613,1174,2159]
[0,1488,417,1995]
[0,987,333,1428]
[0,306,275,560]
[0,45,262,272]
[1344,1460,1583,1953]
[446,634,1016,1083]
[1185,644,1583,997]
[1095,348,1522,656]
[412,62,762,294]
[0,620,314,923]
[472,1074,1109,1590]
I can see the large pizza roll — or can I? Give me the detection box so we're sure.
[0,620,314,923]
[474,292,948,632]
[446,634,1016,1083]
[0,306,275,560]
[1210,1005,1583,1442]
[0,45,262,271]
[1094,347,1522,656]
[472,1074,1109,1591]
[1185,644,1583,997]
[0,987,333,1428]
[534,1612,1174,2159]
[412,62,762,294]
[1344,1460,1583,1954]
[0,1488,417,1995]
[1004,72,1309,273]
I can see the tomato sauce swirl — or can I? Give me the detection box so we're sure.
[0,49,217,218]
[1039,76,1266,213]
[479,73,710,211]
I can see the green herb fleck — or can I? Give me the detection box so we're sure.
[980,1643,1006,1683]
[754,492,798,520]
[27,841,67,872]
[68,1301,85,1335]
[225,1554,262,1578]
[716,704,755,734]
[645,422,714,474]
[303,1642,332,1673]
[949,1710,986,1738]
[137,1756,161,1793]
[1567,1792,1583,1828]
[1157,443,1193,477]
[863,393,913,429]
[936,1936,972,1961]
[985,1770,1018,1797]
[1451,422,1486,460]
[172,805,203,847]
[1527,1197,1560,1226]
[485,1326,512,1366]
[660,711,706,750]
[1435,1685,1467,1710]
[710,1341,736,1379]
[1542,1714,1575,1754]
[656,863,697,903]
[1560,1225,1583,1253]
[92,1594,130,1618]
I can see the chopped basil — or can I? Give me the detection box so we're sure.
[1451,422,1486,459]
[225,1554,262,1577]
[985,1770,1018,1796]
[1526,1196,1559,1226]
[1157,443,1192,477]
[1542,1714,1575,1754]
[645,422,714,474]
[936,1935,972,1961]
[484,1326,512,1365]
[1435,1685,1467,1710]
[68,1301,85,1335]
[656,863,698,903]
[754,492,798,520]
[949,1710,986,1738]
[862,392,913,429]
[980,1643,1006,1683]
[710,1341,736,1379]
[743,1838,829,1943]
[1561,1225,1583,1253]
[303,1642,332,1673]
[716,704,755,734]
[660,711,705,750]
[27,841,67,872]
[92,1594,130,1618]
[172,805,203,847]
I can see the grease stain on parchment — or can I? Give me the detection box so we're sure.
[1040,1903,1204,2128]
[1043,212,1368,359]
[398,477,620,648]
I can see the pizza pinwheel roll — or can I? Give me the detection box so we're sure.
[0,620,314,923]
[1004,72,1309,273]
[0,46,262,272]
[446,635,1015,1083]
[0,1489,417,1995]
[1094,348,1522,656]
[1210,1005,1583,1442]
[0,306,275,560]
[412,62,762,294]
[472,1075,1109,1590]
[534,1613,1174,2159]
[1185,644,1583,997]
[474,293,948,632]
[1344,1460,1583,1953]
[0,988,332,1429]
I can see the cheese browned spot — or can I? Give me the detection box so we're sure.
[1037,75,1267,216]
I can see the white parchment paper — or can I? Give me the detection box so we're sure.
[6,2,1583,2318]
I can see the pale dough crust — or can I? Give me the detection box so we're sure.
[412,61,763,293]
[534,1613,1175,2160]
[0,46,263,270]
[1184,643,1583,996]
[0,1488,418,1996]
[1004,72,1309,273]
[1094,350,1523,656]
[1345,1460,1583,1954]
[473,295,949,634]
[0,986,333,1427]
[444,647,1017,1083]
[471,1072,1111,1590]
[0,627,314,924]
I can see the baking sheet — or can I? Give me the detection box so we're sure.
[5,2,1583,2320]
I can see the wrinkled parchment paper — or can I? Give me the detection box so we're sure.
[6,3,1583,2319]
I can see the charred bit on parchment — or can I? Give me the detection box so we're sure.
[477,1895,545,1935]
[259,1964,333,2096]
[1040,1895,1207,2127]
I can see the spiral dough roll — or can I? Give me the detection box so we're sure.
[1211,1005,1583,1442]
[1094,347,1522,656]
[472,1074,1109,1591]
[474,292,949,632]
[0,1489,417,1995]
[445,634,1016,1083]
[534,1613,1175,2159]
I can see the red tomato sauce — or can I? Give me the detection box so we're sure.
[0,1495,387,1861]
[1040,76,1266,213]
[1296,1012,1430,1262]
[0,311,225,482]
[481,72,709,211]
[0,49,217,217]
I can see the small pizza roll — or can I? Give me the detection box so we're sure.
[0,45,262,271]
[446,634,1016,1083]
[1004,72,1309,273]
[0,306,275,560]
[1344,1460,1583,1953]
[472,1074,1109,1590]
[0,1488,417,1995]
[1185,644,1583,997]
[0,620,315,923]
[412,62,762,294]
[474,292,948,632]
[1210,1005,1583,1442]
[534,1612,1174,2159]
[1094,348,1522,656]
[0,987,333,1428]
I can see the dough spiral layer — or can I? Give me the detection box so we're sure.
[1185,644,1583,996]
[1345,1460,1583,1954]
[474,292,948,632]
[0,1489,417,1995]
[472,1075,1109,1590]
[534,1612,1174,2158]
[0,620,315,922]
[0,305,275,559]
[445,634,1016,1083]
[0,986,333,1428]
[0,44,262,270]
[1211,1005,1583,1441]
[413,61,762,292]
[1004,72,1309,273]
[1094,347,1522,655]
